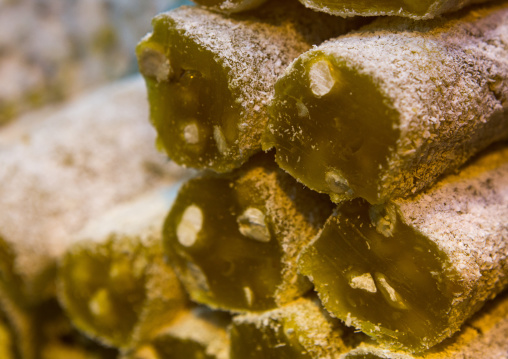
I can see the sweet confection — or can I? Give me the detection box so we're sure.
[265,3,508,204]
[299,144,508,351]
[230,296,363,358]
[341,290,508,358]
[137,1,362,172]
[58,188,189,349]
[163,153,333,311]
[3,0,508,357]
[0,77,185,304]
[0,0,186,125]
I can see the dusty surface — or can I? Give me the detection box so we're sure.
[0,76,186,300]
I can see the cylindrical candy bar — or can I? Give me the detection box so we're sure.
[58,187,189,349]
[341,290,508,358]
[230,296,365,358]
[125,307,230,359]
[163,153,334,312]
[59,238,186,350]
[136,1,362,172]
[190,0,268,13]
[298,0,495,19]
[0,77,186,305]
[299,144,508,351]
[264,3,508,204]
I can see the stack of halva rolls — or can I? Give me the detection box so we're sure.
[131,0,508,357]
[0,0,506,358]
[0,0,186,126]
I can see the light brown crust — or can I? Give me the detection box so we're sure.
[294,2,508,202]
[156,2,359,161]
[0,77,186,300]
[394,144,508,340]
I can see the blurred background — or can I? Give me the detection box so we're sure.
[0,2,193,357]
[0,0,191,125]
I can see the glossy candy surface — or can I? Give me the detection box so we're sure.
[137,2,362,172]
[300,200,456,351]
[342,290,508,358]
[265,3,508,204]
[299,145,508,351]
[163,153,333,312]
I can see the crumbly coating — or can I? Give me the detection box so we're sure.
[70,185,190,347]
[0,76,186,299]
[236,162,333,305]
[233,297,349,358]
[75,185,184,245]
[297,2,508,202]
[395,144,508,335]
[135,245,189,346]
[156,2,357,155]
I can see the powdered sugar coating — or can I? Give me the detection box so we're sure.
[233,297,350,358]
[74,184,184,245]
[297,3,508,202]
[154,2,357,166]
[59,232,188,348]
[236,158,333,306]
[395,144,508,334]
[0,76,187,301]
